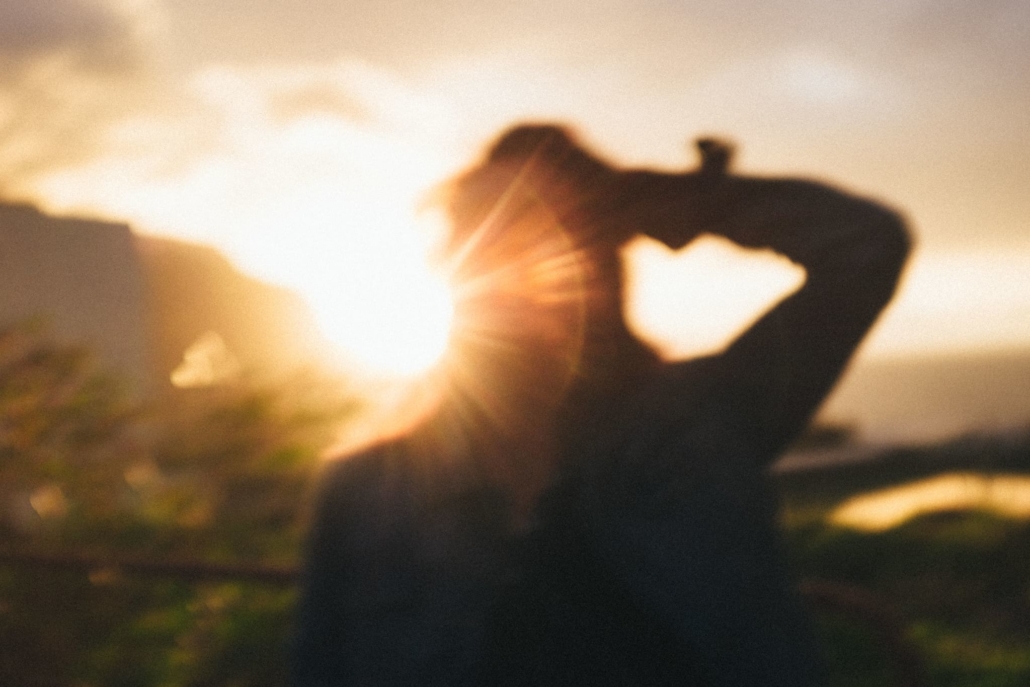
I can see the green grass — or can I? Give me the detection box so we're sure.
[0,569,295,687]
[777,434,1030,686]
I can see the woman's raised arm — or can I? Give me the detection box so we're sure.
[610,144,912,459]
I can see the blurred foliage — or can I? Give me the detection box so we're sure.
[0,321,139,543]
[128,371,359,563]
[0,323,359,686]
[3,322,1030,685]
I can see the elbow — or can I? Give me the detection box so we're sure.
[849,200,914,305]
[878,205,913,271]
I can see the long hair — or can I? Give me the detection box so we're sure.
[433,124,659,458]
[435,124,628,261]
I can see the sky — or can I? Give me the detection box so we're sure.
[2,0,1028,373]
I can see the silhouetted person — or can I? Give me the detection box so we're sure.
[292,124,911,686]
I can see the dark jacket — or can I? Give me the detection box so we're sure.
[292,177,911,686]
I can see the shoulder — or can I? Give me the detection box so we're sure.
[317,442,397,495]
[309,439,419,531]
[315,442,391,496]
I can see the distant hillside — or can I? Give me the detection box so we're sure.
[136,235,336,391]
[0,202,151,392]
[1,201,336,394]
[817,348,1030,444]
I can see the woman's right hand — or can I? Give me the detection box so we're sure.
[603,137,737,249]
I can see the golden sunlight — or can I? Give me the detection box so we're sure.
[830,472,1030,531]
[308,258,455,377]
[624,234,806,359]
[268,206,458,378]
[31,60,462,379]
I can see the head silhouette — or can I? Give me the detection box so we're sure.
[437,124,658,438]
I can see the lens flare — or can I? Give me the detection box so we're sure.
[309,258,456,378]
[438,170,591,432]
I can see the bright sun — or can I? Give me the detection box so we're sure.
[272,206,459,379]
[307,256,456,377]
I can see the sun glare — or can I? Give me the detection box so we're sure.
[272,207,458,379]
[309,260,455,378]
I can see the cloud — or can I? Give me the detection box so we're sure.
[31,60,459,274]
[0,0,164,193]
[0,0,160,73]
